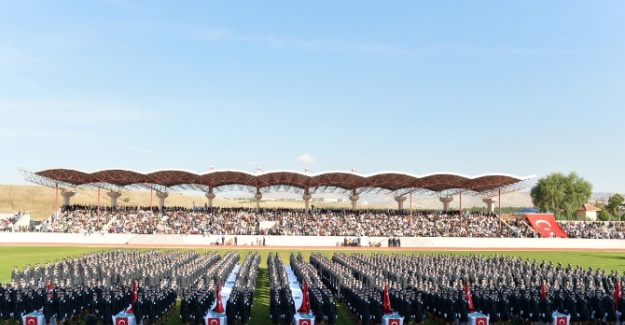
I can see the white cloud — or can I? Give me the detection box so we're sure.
[297,153,315,164]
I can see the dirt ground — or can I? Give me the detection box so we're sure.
[2,242,624,252]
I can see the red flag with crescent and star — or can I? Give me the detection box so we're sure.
[297,281,311,314]
[615,280,622,310]
[556,315,568,325]
[126,280,138,314]
[25,316,38,325]
[207,318,220,325]
[215,282,225,314]
[525,214,568,238]
[115,316,128,325]
[475,316,488,325]
[465,281,474,311]
[383,283,393,315]
[298,319,312,325]
[388,319,401,325]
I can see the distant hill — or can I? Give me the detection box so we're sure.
[0,184,536,220]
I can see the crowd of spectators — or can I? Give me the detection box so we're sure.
[504,216,541,238]
[558,221,625,239]
[17,204,625,239]
[0,211,26,232]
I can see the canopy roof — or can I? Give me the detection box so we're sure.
[22,168,534,198]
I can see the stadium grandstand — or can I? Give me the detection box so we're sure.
[21,168,534,212]
[11,168,624,241]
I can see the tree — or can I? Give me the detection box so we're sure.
[530,172,593,219]
[606,193,624,220]
[597,209,610,221]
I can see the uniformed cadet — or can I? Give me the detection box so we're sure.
[140,292,150,325]
[618,287,625,325]
[225,293,237,325]
[539,290,553,325]
[57,291,69,325]
[270,291,282,325]
[324,294,337,325]
[602,289,617,325]
[14,291,26,325]
[178,292,191,325]
[592,290,604,324]
[282,291,295,325]
[240,293,252,325]
[148,294,158,325]
[193,293,205,325]
[498,291,511,323]
[43,291,56,325]
[0,291,13,325]
[100,292,113,325]
[134,291,144,325]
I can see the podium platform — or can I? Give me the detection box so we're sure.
[204,311,227,325]
[383,312,404,325]
[294,313,315,325]
[113,312,136,325]
[553,312,570,325]
[23,312,53,325]
[469,312,489,325]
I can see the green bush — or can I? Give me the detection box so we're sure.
[597,210,610,221]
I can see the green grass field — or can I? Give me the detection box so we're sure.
[2,247,624,325]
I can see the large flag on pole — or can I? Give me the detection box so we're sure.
[615,280,622,310]
[465,281,474,312]
[383,283,393,315]
[126,280,138,314]
[215,282,225,313]
[297,281,311,314]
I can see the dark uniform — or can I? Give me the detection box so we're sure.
[225,295,237,325]
[178,293,191,325]
[43,292,56,325]
[56,292,69,325]
[540,293,554,324]
[413,293,426,324]
[14,292,26,325]
[0,292,13,324]
[193,294,205,325]
[324,295,337,325]
[270,292,282,325]
[239,294,251,325]
[100,293,113,325]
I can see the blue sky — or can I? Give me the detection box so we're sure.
[0,1,624,192]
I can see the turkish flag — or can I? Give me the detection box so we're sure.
[525,214,568,238]
[465,281,474,311]
[298,319,312,325]
[556,315,568,325]
[215,283,224,314]
[115,317,128,325]
[383,283,393,315]
[25,316,38,325]
[475,316,488,325]
[127,281,138,314]
[206,318,220,325]
[297,282,311,314]
[388,318,401,325]
[541,280,547,300]
[615,281,622,310]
